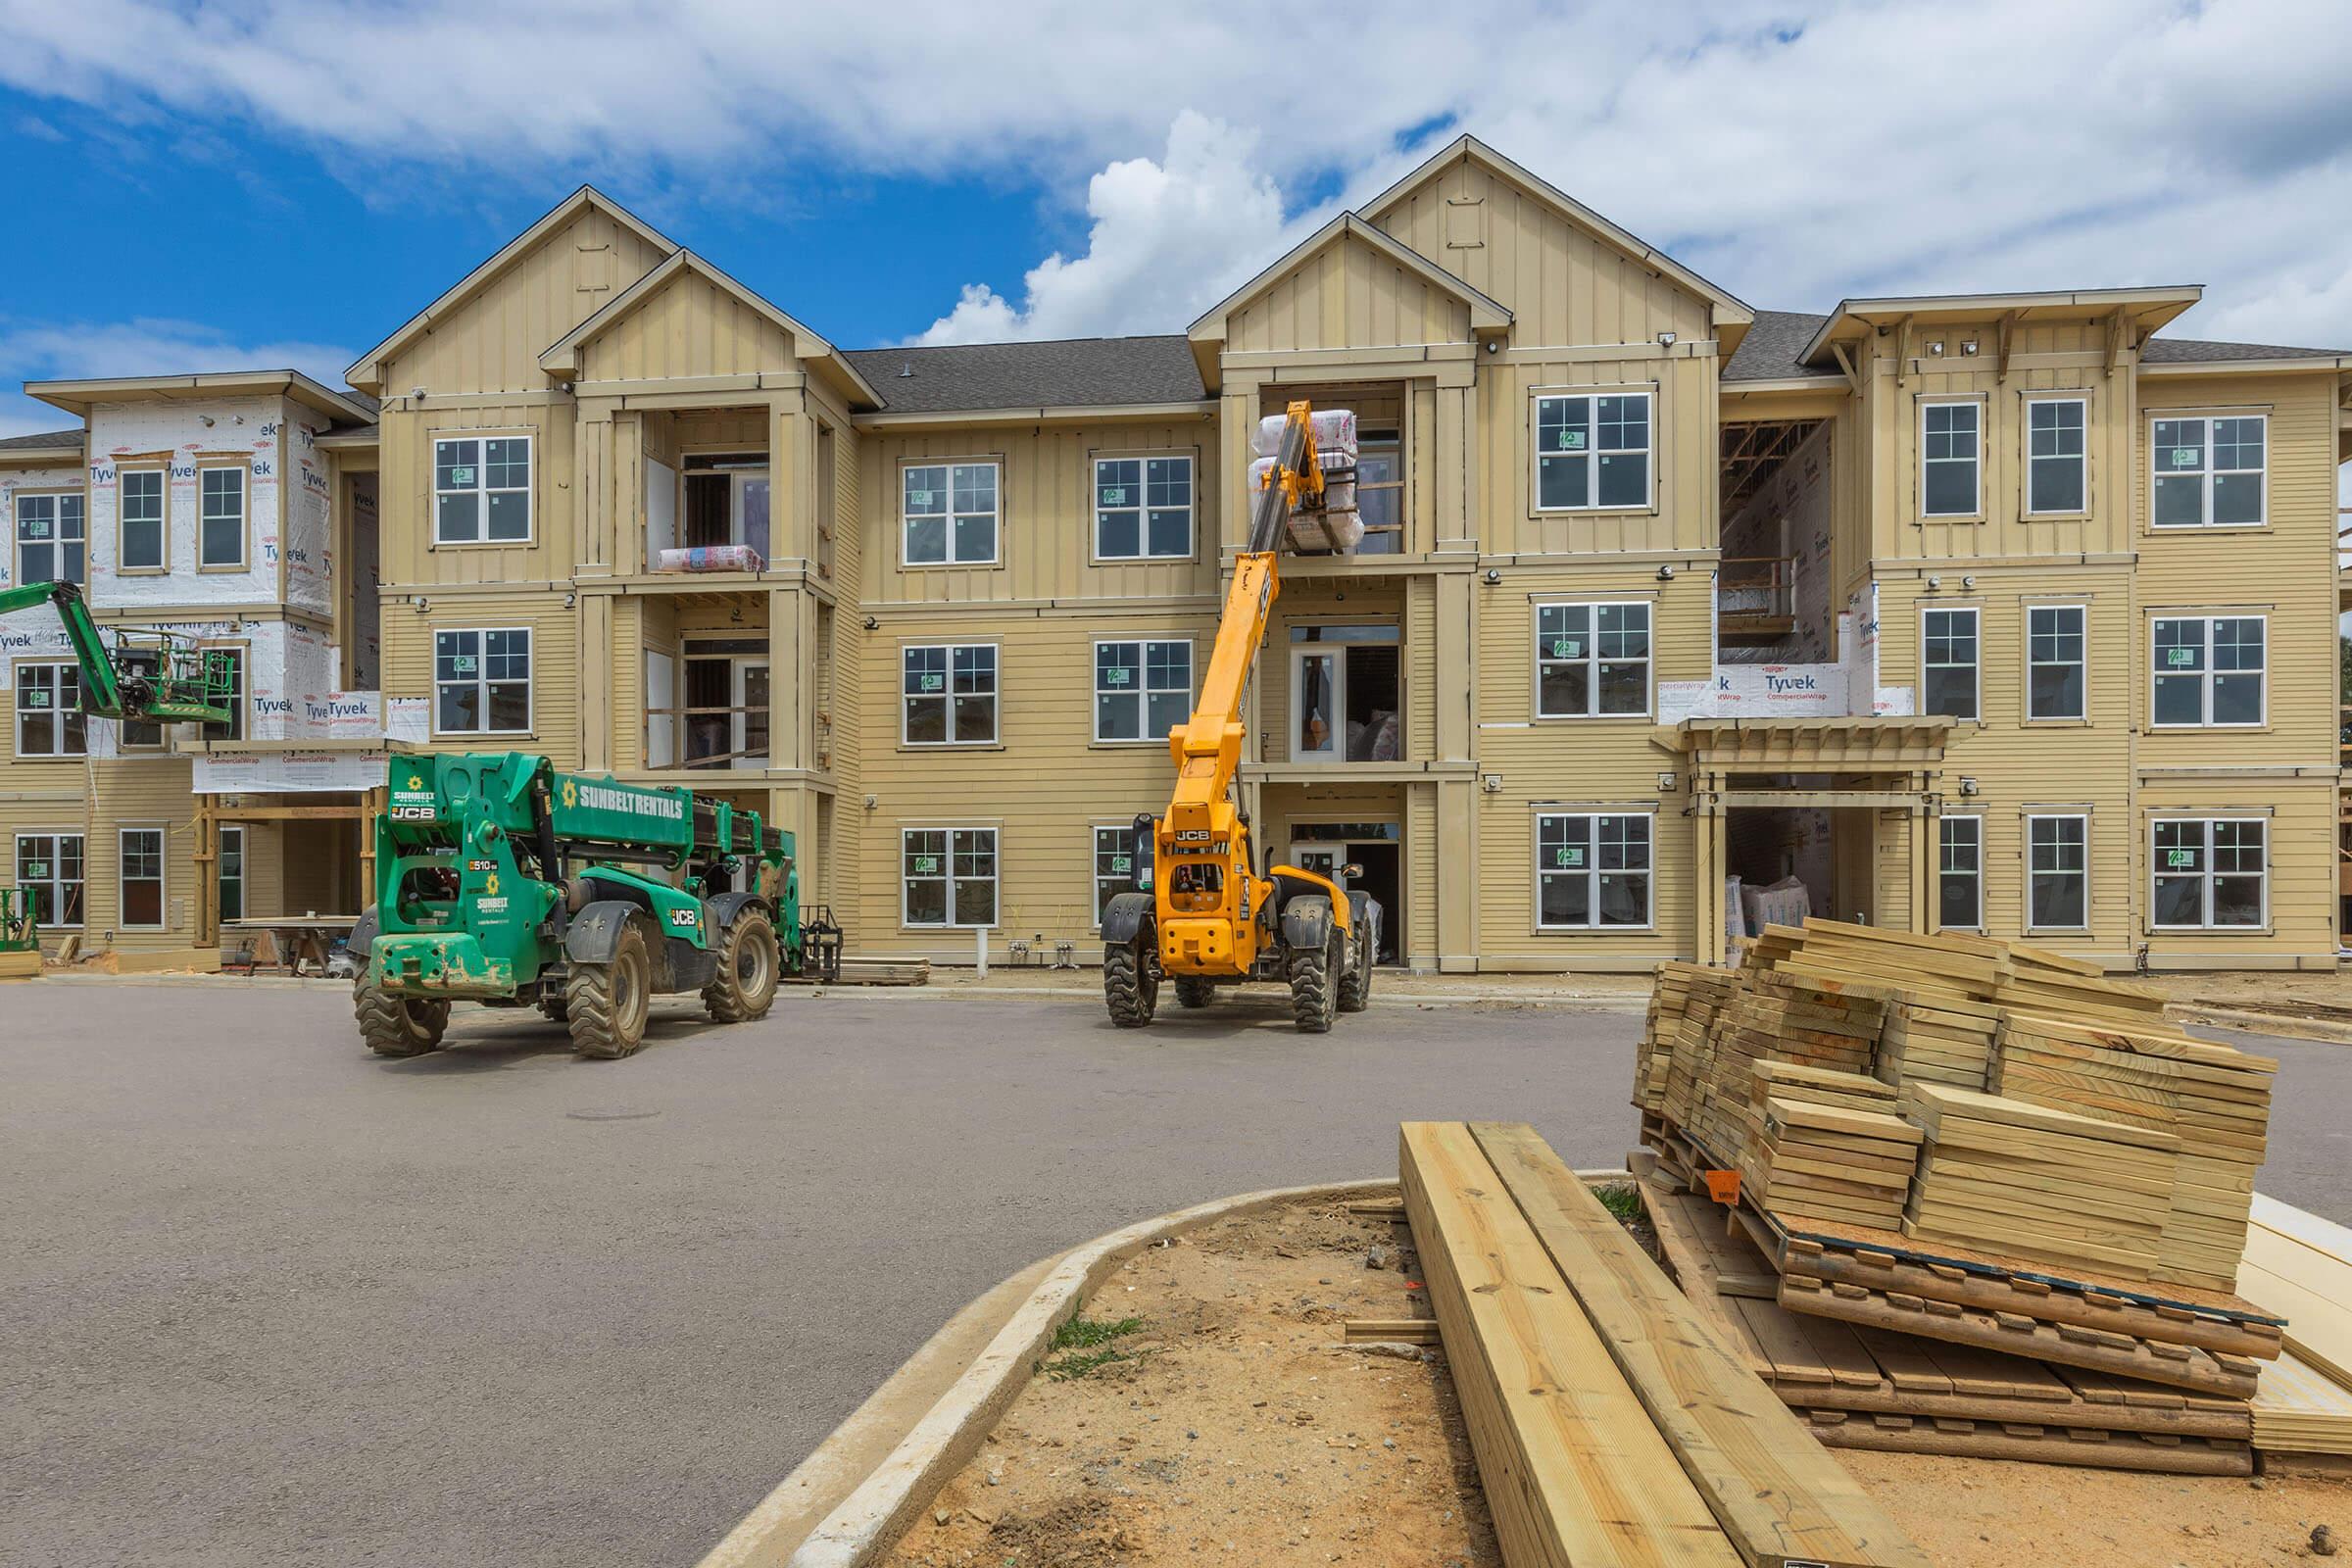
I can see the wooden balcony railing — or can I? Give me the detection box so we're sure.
[645,704,769,769]
[1716,556,1797,644]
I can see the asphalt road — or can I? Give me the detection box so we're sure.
[5,983,2347,1567]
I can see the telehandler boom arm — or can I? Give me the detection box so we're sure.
[0,578,235,724]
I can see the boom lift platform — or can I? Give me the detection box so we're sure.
[1099,400,1383,1033]
[0,579,237,726]
[354,752,835,1060]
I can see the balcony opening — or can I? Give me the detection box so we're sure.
[1289,625,1400,761]
[1260,382,1405,554]
[1718,418,1833,662]
[645,406,773,573]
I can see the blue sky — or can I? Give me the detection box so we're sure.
[1,1,2348,443]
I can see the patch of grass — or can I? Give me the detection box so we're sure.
[1043,1311,1148,1380]
[1052,1313,1144,1350]
[1592,1182,1641,1222]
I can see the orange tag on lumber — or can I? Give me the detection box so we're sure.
[1702,1169,1741,1206]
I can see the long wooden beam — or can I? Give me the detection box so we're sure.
[1400,1121,1740,1567]
[1473,1123,1929,1568]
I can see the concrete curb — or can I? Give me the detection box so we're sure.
[2171,1004,2352,1048]
[697,1178,1396,1568]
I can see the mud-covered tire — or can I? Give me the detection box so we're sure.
[1104,938,1158,1028]
[1173,976,1215,1009]
[703,909,781,1023]
[1337,925,1372,1013]
[1289,929,1339,1034]
[567,918,654,1059]
[355,979,450,1057]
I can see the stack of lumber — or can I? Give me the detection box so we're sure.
[2238,1195,2352,1388]
[1401,1121,1927,1567]
[1650,964,1735,1126]
[2253,1353,2352,1460]
[1633,959,1708,1112]
[1900,1083,2180,1280]
[1683,972,1886,1169]
[1991,1014,2273,1291]
[1749,1098,1922,1232]
[1876,996,2002,1089]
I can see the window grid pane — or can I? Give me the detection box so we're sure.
[1938,817,1983,928]
[2026,605,2086,720]
[1922,403,1981,516]
[1922,608,1979,720]
[1537,393,1650,512]
[1536,602,1647,718]
[1536,812,1651,930]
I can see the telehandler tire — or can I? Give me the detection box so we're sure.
[1173,976,1215,1009]
[1103,937,1158,1028]
[1289,928,1339,1034]
[704,909,781,1023]
[355,979,450,1057]
[568,918,654,1059]
[1336,926,1372,1013]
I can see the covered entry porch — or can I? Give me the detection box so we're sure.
[1667,716,1954,962]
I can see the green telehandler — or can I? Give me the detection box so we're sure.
[353,752,842,1059]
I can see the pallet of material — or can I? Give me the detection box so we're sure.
[1900,1083,2180,1280]
[824,956,930,985]
[1801,1411,2251,1475]
[1403,1121,1927,1568]
[1685,975,1887,1168]
[1748,1099,1922,1232]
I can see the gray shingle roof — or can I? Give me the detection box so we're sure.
[844,335,1205,415]
[2140,335,2347,364]
[1723,310,1834,382]
[0,427,83,453]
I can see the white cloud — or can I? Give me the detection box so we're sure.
[0,318,357,439]
[913,113,1314,344]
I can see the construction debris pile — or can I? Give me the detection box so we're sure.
[1635,918,2302,1476]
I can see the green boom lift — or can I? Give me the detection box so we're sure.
[353,751,841,1060]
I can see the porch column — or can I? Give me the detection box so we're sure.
[1437,776,1476,972]
[1695,768,1728,964]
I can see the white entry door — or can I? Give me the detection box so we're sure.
[1291,648,1340,760]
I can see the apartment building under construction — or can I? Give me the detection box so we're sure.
[4,135,2346,972]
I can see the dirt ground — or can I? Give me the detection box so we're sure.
[883,1199,1497,1568]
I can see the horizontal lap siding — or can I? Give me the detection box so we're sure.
[381,593,582,768]
[1476,354,1716,557]
[2135,779,2334,964]
[380,401,579,589]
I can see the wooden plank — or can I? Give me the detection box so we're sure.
[1805,1418,2252,1475]
[1399,1123,1741,1568]
[1471,1122,1929,1568]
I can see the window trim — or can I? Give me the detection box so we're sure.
[1089,451,1197,563]
[430,626,536,738]
[2024,602,2088,723]
[1531,808,1657,933]
[115,464,171,574]
[900,824,1000,930]
[2022,393,2090,518]
[199,639,249,743]
[1530,599,1654,721]
[1918,397,1984,520]
[2024,811,2092,934]
[195,461,249,571]
[899,457,1004,568]
[1920,603,1982,722]
[2148,612,2267,730]
[1091,635,1193,746]
[1090,822,1139,930]
[1529,386,1656,515]
[2148,411,2269,530]
[14,828,86,930]
[2149,814,2270,933]
[117,824,168,932]
[14,488,86,588]
[13,660,87,759]
[900,640,1001,748]
[1937,813,1984,932]
[432,431,537,547]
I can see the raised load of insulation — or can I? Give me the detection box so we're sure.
[1250,409,1357,459]
[657,545,765,573]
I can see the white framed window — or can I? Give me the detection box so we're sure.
[1094,456,1192,560]
[903,643,998,745]
[903,826,997,928]
[201,647,246,743]
[902,461,999,565]
[433,628,532,735]
[118,468,167,570]
[1094,638,1190,744]
[1938,815,1983,930]
[2152,817,2266,930]
[1534,602,1650,718]
[1920,401,1982,517]
[2026,605,2086,721]
[1534,390,1651,511]
[1922,606,1980,720]
[198,465,246,568]
[16,831,84,927]
[434,435,533,544]
[2026,813,2089,931]
[16,492,85,586]
[119,826,166,929]
[218,824,245,924]
[1534,811,1652,930]
[2026,396,2087,514]
[2152,415,2265,527]
[15,663,85,757]
[1092,824,1138,926]
[2151,615,2264,728]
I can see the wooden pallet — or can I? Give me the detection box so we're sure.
[1803,1412,2252,1475]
